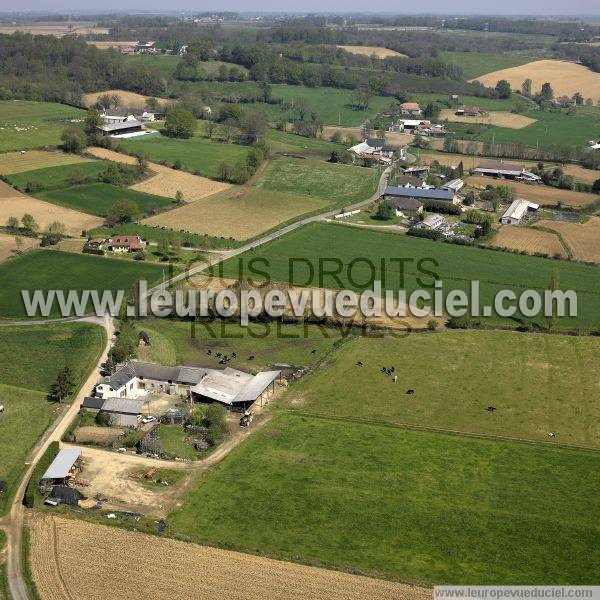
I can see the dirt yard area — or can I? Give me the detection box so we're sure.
[439,109,537,129]
[28,515,429,600]
[86,147,231,201]
[142,186,328,240]
[0,232,39,262]
[77,448,191,516]
[0,151,92,176]
[73,426,124,445]
[0,181,103,236]
[338,45,408,59]
[468,175,600,208]
[82,90,170,110]
[490,225,566,257]
[472,59,600,104]
[536,217,600,263]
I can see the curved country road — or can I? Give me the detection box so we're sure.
[0,166,392,599]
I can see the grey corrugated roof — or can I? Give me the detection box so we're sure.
[42,448,82,480]
[133,362,180,382]
[475,160,525,173]
[391,197,423,210]
[97,120,143,132]
[231,371,281,405]
[384,186,455,201]
[102,398,144,414]
[81,397,105,410]
[112,414,141,428]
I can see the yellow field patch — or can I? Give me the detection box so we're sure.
[28,515,427,600]
[0,232,39,262]
[472,60,600,104]
[0,23,107,36]
[0,180,102,236]
[0,150,93,176]
[86,40,136,49]
[491,226,566,257]
[142,186,328,240]
[338,45,408,59]
[439,109,537,129]
[321,126,414,146]
[86,147,231,201]
[536,217,600,263]
[82,89,170,110]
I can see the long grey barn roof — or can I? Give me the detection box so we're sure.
[97,120,143,132]
[231,370,281,405]
[42,448,82,480]
[103,361,211,389]
[101,398,144,414]
[384,186,455,201]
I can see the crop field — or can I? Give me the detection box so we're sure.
[85,147,232,201]
[169,413,600,584]
[0,250,164,320]
[34,183,174,217]
[536,217,600,263]
[0,322,105,514]
[116,134,249,179]
[0,22,107,36]
[490,225,566,257]
[142,186,328,239]
[254,157,377,204]
[473,59,600,104]
[86,40,136,49]
[0,232,39,263]
[0,100,86,152]
[215,222,600,330]
[136,317,346,371]
[468,176,600,208]
[285,330,600,447]
[439,50,539,79]
[338,45,408,58]
[81,89,170,110]
[27,515,422,600]
[439,109,537,129]
[0,150,93,176]
[270,85,394,126]
[5,160,110,191]
[0,181,103,236]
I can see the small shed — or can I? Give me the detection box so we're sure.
[40,447,82,487]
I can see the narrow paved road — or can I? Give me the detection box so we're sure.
[0,315,114,600]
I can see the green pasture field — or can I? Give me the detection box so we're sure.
[0,100,86,152]
[87,222,238,250]
[120,54,181,78]
[0,322,106,515]
[285,330,600,448]
[446,106,600,148]
[439,51,539,80]
[169,413,600,584]
[410,92,523,112]
[254,157,378,204]
[34,183,174,217]
[214,222,600,330]
[158,424,202,460]
[136,317,346,371]
[116,134,249,178]
[5,160,110,190]
[269,84,394,126]
[0,250,164,320]
[266,128,346,157]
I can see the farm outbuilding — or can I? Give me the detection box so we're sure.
[40,447,82,488]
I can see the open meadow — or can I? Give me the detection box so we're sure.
[169,413,600,584]
[0,250,164,320]
[490,225,566,257]
[142,186,328,240]
[136,317,345,371]
[34,183,174,218]
[215,222,600,330]
[285,330,600,448]
[536,217,600,263]
[116,134,249,179]
[254,157,377,204]
[5,160,110,191]
[337,45,408,58]
[0,100,85,152]
[473,59,600,104]
[439,50,539,79]
[0,181,103,237]
[27,515,424,600]
[0,322,105,514]
[468,175,600,208]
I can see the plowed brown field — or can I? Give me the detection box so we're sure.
[0,232,39,262]
[536,217,600,263]
[338,45,408,58]
[82,90,170,110]
[28,515,429,600]
[491,226,566,257]
[439,109,536,129]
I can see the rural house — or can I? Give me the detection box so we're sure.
[108,236,146,253]
[456,105,483,117]
[400,102,422,116]
[419,214,447,230]
[394,175,427,188]
[349,137,402,164]
[473,160,541,183]
[500,199,539,225]
[389,197,424,219]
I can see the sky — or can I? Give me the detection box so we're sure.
[0,0,600,15]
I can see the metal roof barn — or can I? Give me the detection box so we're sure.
[41,448,82,480]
